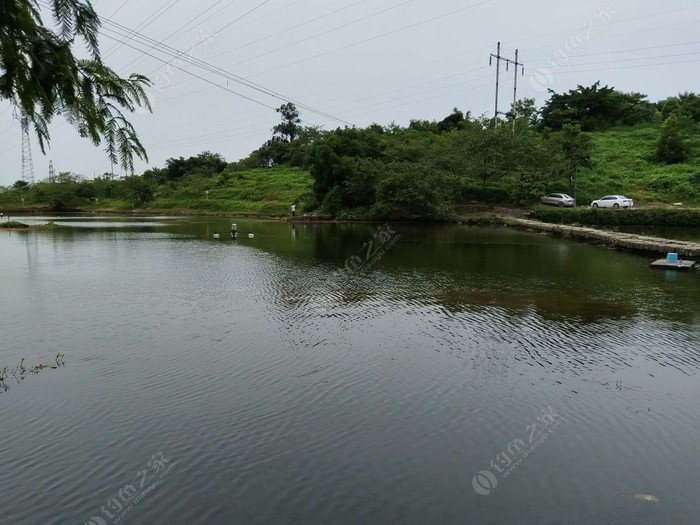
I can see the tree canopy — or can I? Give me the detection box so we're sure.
[0,0,152,172]
[540,82,656,131]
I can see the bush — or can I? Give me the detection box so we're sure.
[372,163,455,219]
[321,186,344,216]
[655,113,693,164]
[531,207,700,226]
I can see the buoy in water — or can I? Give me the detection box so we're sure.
[634,493,658,502]
[213,232,220,239]
[248,232,254,238]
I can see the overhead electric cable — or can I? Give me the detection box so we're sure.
[248,0,492,76]
[100,20,355,126]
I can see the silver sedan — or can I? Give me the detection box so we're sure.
[541,193,575,207]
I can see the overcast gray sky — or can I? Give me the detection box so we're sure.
[0,0,698,186]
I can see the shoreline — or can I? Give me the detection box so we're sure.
[4,209,699,259]
[507,218,700,257]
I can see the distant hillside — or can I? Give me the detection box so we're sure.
[0,166,313,215]
[546,125,700,205]
[145,166,313,214]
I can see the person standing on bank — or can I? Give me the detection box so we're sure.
[290,203,296,217]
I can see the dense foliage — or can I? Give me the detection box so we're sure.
[0,0,152,171]
[539,82,656,131]
[531,207,700,226]
[2,84,699,218]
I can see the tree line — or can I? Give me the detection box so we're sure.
[230,83,698,218]
[2,3,698,219]
[2,83,698,217]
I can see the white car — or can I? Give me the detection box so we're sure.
[591,195,634,209]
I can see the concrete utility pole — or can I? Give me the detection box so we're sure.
[490,42,502,128]
[511,49,525,133]
[490,44,525,131]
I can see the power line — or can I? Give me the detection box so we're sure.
[249,0,492,77]
[163,8,698,109]
[204,0,374,62]
[100,31,279,111]
[102,0,183,60]
[223,0,418,69]
[100,20,355,126]
[539,56,700,75]
[516,4,700,49]
[527,48,700,66]
[143,0,274,63]
[117,0,235,73]
[105,0,132,20]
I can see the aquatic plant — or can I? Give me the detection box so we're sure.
[0,354,65,394]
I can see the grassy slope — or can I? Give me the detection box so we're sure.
[2,127,697,215]
[557,125,700,205]
[89,166,314,214]
[152,126,698,214]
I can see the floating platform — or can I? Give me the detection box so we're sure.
[650,259,697,270]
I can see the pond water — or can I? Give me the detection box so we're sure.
[1,216,699,525]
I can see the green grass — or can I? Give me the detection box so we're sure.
[148,166,312,215]
[547,125,700,205]
[84,199,133,210]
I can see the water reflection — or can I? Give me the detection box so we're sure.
[1,216,700,524]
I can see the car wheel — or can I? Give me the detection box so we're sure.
[613,203,620,209]
[592,203,598,208]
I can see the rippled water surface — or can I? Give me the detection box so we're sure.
[1,217,699,524]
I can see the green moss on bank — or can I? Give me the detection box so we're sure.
[0,220,29,229]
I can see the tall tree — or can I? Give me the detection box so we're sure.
[0,0,152,172]
[437,108,469,133]
[256,102,305,166]
[556,124,592,202]
[273,102,302,142]
[510,98,540,127]
[655,112,693,164]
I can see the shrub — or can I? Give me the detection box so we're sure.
[531,207,700,226]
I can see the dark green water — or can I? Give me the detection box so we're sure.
[1,216,699,524]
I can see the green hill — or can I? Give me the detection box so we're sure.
[146,166,313,214]
[549,125,700,206]
[1,126,698,216]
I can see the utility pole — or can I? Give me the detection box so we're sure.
[506,49,525,133]
[48,160,56,183]
[490,44,525,132]
[490,42,502,128]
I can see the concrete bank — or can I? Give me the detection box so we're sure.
[508,218,700,257]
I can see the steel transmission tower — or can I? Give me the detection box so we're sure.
[20,115,35,185]
[48,160,56,182]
